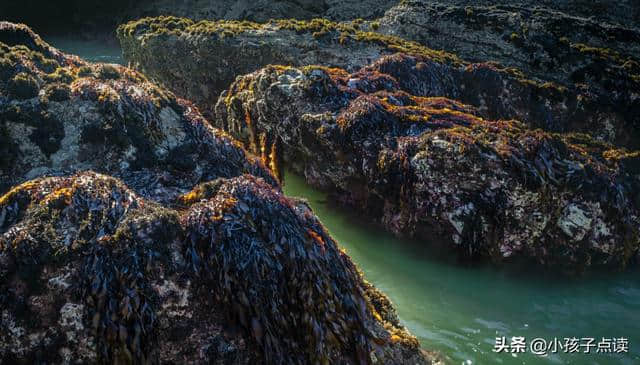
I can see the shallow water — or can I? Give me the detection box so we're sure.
[283,172,640,365]
[48,37,640,365]
[47,36,125,65]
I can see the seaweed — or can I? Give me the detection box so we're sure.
[0,172,429,363]
[7,72,39,99]
[216,61,640,271]
[42,82,71,102]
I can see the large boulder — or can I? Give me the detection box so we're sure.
[215,62,640,272]
[0,22,438,364]
[0,21,274,200]
[117,17,640,148]
[0,172,438,364]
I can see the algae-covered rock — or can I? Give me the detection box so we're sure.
[361,54,640,148]
[117,16,639,148]
[117,16,461,118]
[377,0,640,78]
[0,172,440,364]
[215,63,640,272]
[374,1,640,143]
[0,22,440,364]
[0,21,274,201]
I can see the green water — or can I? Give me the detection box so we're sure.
[48,37,640,365]
[283,172,640,365]
[46,36,125,65]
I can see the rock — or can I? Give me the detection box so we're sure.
[0,21,274,200]
[391,0,640,29]
[117,16,462,119]
[118,17,640,148]
[129,0,397,23]
[360,54,640,148]
[0,172,440,364]
[377,1,640,77]
[214,62,640,272]
[374,1,640,146]
[0,22,439,364]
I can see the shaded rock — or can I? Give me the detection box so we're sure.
[398,0,640,30]
[0,171,440,364]
[117,17,640,148]
[377,1,640,76]
[0,21,274,201]
[130,0,397,23]
[361,54,640,148]
[215,63,640,272]
[375,1,640,141]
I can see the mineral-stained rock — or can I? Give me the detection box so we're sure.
[0,171,439,364]
[215,63,640,272]
[0,22,274,200]
[117,16,640,148]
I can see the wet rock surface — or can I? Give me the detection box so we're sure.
[0,22,438,364]
[118,17,640,148]
[0,172,438,364]
[0,21,274,200]
[215,63,640,272]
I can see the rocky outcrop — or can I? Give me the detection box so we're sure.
[215,62,640,272]
[118,17,640,148]
[129,0,396,24]
[375,1,640,103]
[0,22,438,364]
[0,21,274,200]
[392,0,640,29]
[359,54,640,148]
[0,172,438,364]
[117,17,459,119]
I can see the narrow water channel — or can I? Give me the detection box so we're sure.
[48,36,640,365]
